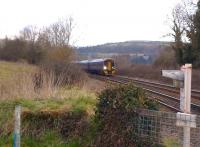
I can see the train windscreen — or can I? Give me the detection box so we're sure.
[104,60,114,71]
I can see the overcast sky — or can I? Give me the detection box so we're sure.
[0,0,183,46]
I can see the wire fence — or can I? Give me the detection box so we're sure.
[1,106,200,146]
[133,109,200,147]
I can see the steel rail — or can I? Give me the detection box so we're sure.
[102,76,200,112]
[115,75,200,98]
[153,99,180,112]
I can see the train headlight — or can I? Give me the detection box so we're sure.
[103,66,107,70]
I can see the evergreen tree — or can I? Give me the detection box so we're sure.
[182,44,197,64]
[192,0,200,66]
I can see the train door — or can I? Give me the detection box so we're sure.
[107,61,112,71]
[104,59,114,75]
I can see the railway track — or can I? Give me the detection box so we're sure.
[91,75,200,113]
[115,75,200,100]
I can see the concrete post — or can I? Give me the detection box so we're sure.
[182,64,192,147]
[162,64,193,147]
[183,64,192,113]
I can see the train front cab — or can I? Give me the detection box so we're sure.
[103,59,116,76]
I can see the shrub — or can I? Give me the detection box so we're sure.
[0,38,27,62]
[154,47,177,69]
[0,38,46,64]
[97,83,158,111]
[25,44,46,64]
[114,55,132,71]
[40,47,87,86]
[94,84,159,146]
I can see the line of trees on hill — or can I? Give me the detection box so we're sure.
[0,17,74,65]
[170,0,200,68]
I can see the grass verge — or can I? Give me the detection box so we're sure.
[0,87,97,147]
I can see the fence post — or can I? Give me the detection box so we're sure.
[14,105,21,147]
[182,64,192,147]
[162,64,194,147]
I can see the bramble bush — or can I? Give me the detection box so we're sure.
[94,84,160,147]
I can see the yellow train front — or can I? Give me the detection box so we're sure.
[102,58,116,76]
[77,58,116,76]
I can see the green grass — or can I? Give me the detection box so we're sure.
[0,116,98,147]
[22,131,68,147]
[0,87,97,119]
[0,131,81,147]
[163,137,180,147]
[0,134,13,147]
[17,90,96,113]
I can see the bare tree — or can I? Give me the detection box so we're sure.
[38,17,75,76]
[181,0,198,49]
[20,25,39,44]
[36,27,52,50]
[167,0,196,48]
[168,4,186,49]
[44,17,74,47]
[167,0,199,66]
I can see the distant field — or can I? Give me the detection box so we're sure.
[0,61,37,81]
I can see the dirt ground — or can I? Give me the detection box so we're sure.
[82,76,107,93]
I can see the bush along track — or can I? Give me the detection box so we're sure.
[93,83,160,147]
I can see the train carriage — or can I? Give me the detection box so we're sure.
[76,58,116,76]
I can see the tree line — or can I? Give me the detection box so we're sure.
[170,0,200,68]
[0,17,86,85]
[0,17,74,65]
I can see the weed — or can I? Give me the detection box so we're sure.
[163,137,180,147]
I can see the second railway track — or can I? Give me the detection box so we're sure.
[115,75,200,100]
[91,74,200,114]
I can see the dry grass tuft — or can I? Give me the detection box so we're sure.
[0,71,61,100]
[0,61,90,100]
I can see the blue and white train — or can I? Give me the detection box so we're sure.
[76,58,116,76]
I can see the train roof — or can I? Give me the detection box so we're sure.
[76,58,113,64]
